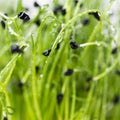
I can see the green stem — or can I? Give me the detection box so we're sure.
[41,9,100,97]
[70,78,76,120]
[93,60,118,81]
[79,41,102,47]
[31,35,42,120]
[32,53,42,120]
[51,9,100,51]
[0,12,9,19]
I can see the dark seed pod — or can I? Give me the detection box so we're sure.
[61,9,66,15]
[116,70,120,76]
[64,69,73,76]
[82,18,90,26]
[70,41,79,49]
[74,0,83,8]
[3,117,8,120]
[34,1,40,7]
[74,0,78,5]
[53,5,63,15]
[35,19,41,26]
[53,5,66,16]
[35,66,40,74]
[3,13,8,21]
[11,45,23,54]
[88,11,100,21]
[18,81,24,94]
[18,82,23,88]
[18,12,30,22]
[56,43,60,50]
[1,20,6,29]
[111,47,117,54]
[4,13,8,16]
[42,49,51,56]
[86,77,93,82]
[57,94,63,104]
[112,95,119,105]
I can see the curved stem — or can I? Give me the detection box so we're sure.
[51,9,100,51]
[93,60,118,81]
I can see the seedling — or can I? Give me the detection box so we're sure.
[0,0,119,120]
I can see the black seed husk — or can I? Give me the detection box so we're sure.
[70,41,79,49]
[74,0,78,5]
[53,5,66,16]
[57,94,63,104]
[86,77,93,82]
[56,43,60,50]
[3,117,8,120]
[88,11,100,21]
[18,81,24,94]
[35,19,41,26]
[74,0,83,8]
[111,47,117,54]
[116,70,120,76]
[61,9,66,15]
[1,20,6,29]
[42,49,51,56]
[53,5,63,15]
[113,95,119,105]
[34,1,40,7]
[18,12,30,22]
[18,82,23,88]
[82,18,90,26]
[35,66,40,74]
[3,13,8,21]
[4,13,8,16]
[11,45,23,54]
[64,69,73,76]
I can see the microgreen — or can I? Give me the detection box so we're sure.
[0,0,120,120]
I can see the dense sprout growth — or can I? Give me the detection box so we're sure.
[0,0,120,120]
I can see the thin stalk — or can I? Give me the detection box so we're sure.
[0,12,9,20]
[41,9,100,100]
[70,78,76,120]
[93,60,118,81]
[51,9,100,51]
[31,35,42,120]
[79,41,102,47]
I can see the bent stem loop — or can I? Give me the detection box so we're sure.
[44,9,100,80]
[51,9,100,52]
[41,9,100,101]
